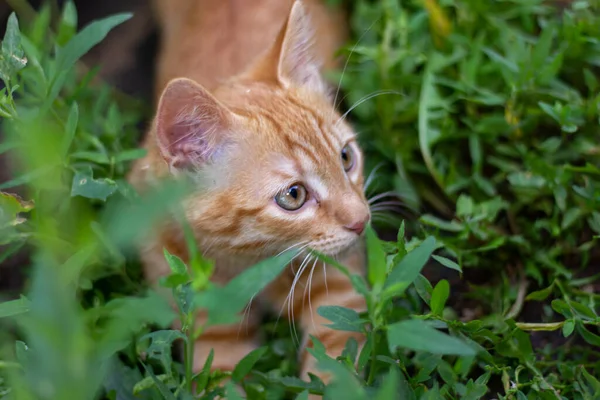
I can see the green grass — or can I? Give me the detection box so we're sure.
[1,0,600,399]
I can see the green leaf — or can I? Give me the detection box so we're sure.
[0,191,34,227]
[0,13,27,83]
[456,194,475,217]
[375,369,400,400]
[414,274,433,305]
[387,319,476,356]
[532,23,554,69]
[196,250,298,326]
[277,375,324,394]
[56,0,78,45]
[418,64,444,190]
[232,346,268,382]
[551,299,573,318]
[580,366,600,393]
[420,214,464,232]
[383,236,436,297]
[132,374,171,395]
[225,382,244,400]
[296,391,310,400]
[562,320,575,337]
[576,323,600,347]
[102,358,150,400]
[45,13,133,108]
[142,364,176,400]
[99,291,176,356]
[71,166,117,201]
[462,380,488,400]
[366,224,387,287]
[163,248,188,276]
[562,208,583,230]
[0,166,54,190]
[317,305,365,332]
[430,279,450,316]
[583,69,598,92]
[318,356,368,400]
[483,47,518,72]
[61,102,79,158]
[14,340,29,366]
[570,301,596,320]
[71,151,110,164]
[195,348,214,392]
[0,295,30,319]
[526,283,554,301]
[139,330,187,374]
[432,255,462,273]
[113,148,147,163]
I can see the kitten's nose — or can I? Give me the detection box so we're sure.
[344,217,368,235]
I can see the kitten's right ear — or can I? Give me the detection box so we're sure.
[155,78,235,172]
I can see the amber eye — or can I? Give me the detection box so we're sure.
[341,144,355,171]
[275,184,307,211]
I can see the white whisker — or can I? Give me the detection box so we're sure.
[364,162,385,195]
[331,18,381,116]
[284,253,313,346]
[368,191,399,204]
[303,257,319,332]
[335,90,403,126]
[277,240,309,257]
[323,261,328,298]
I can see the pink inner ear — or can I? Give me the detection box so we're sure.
[155,78,231,170]
[163,116,211,169]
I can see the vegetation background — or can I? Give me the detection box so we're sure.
[0,0,599,399]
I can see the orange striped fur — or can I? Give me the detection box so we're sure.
[128,0,369,391]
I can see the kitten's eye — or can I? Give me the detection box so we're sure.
[341,144,355,171]
[275,184,307,211]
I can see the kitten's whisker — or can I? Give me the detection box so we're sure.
[238,293,257,338]
[277,241,309,257]
[364,162,385,195]
[336,90,403,125]
[323,261,328,297]
[277,253,310,329]
[286,253,312,346]
[370,208,406,216]
[304,257,319,332]
[285,243,311,274]
[331,18,380,117]
[368,191,399,205]
[370,204,414,214]
[370,200,408,209]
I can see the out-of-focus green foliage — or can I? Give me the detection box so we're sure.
[0,0,599,399]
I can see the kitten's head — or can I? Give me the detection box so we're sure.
[154,0,369,257]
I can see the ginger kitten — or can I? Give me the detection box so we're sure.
[129,0,370,388]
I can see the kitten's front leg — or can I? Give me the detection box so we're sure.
[192,308,261,375]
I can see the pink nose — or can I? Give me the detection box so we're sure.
[345,218,368,235]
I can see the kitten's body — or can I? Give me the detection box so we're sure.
[129,0,369,387]
[152,0,347,96]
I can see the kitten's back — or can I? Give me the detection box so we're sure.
[152,0,347,97]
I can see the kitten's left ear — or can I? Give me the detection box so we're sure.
[252,0,325,92]
[155,78,238,172]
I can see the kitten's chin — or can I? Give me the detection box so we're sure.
[310,235,363,258]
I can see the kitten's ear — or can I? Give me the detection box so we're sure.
[155,78,235,171]
[253,0,325,91]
